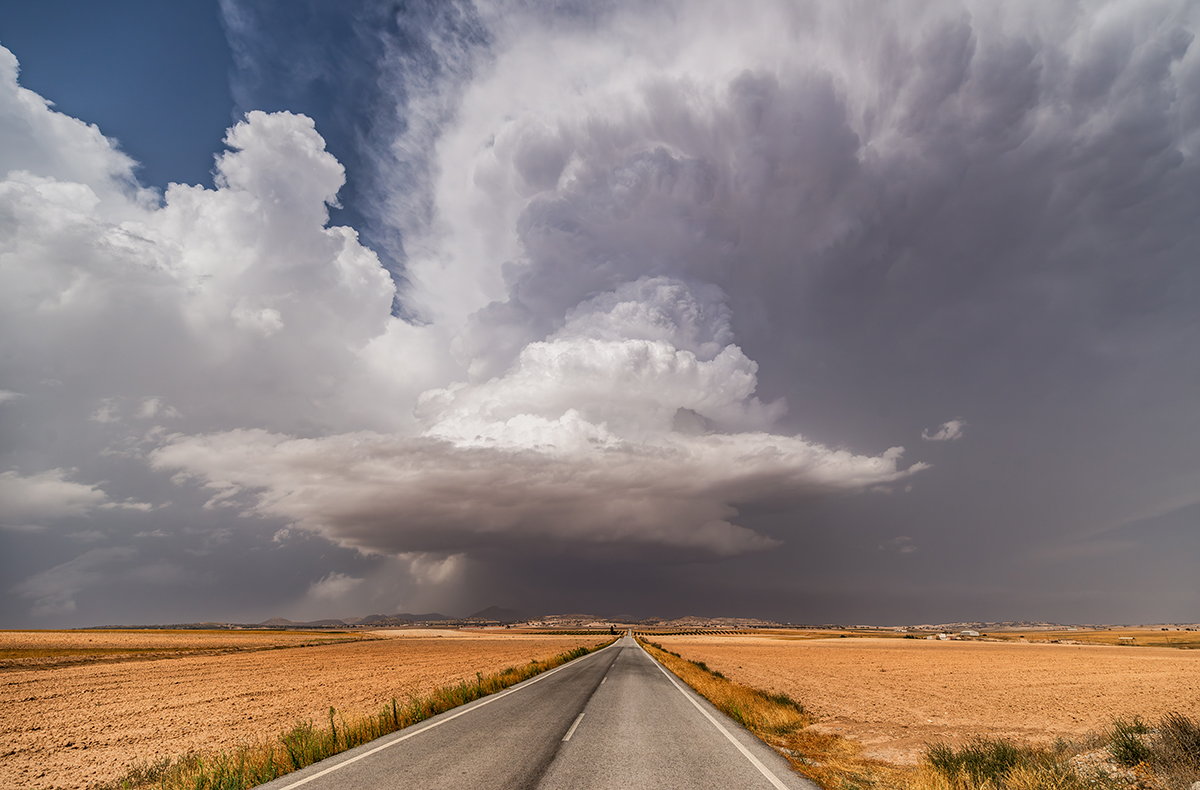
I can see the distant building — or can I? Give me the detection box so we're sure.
[960,630,980,637]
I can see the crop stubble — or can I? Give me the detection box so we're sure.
[1,630,602,790]
[658,635,1200,764]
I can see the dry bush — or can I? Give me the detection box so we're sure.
[1145,712,1200,790]
[1108,717,1153,768]
[908,737,1107,790]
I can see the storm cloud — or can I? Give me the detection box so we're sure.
[2,0,1199,625]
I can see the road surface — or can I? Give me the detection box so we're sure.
[258,632,819,790]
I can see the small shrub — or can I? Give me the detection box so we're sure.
[1156,711,1200,770]
[1143,711,1200,788]
[689,659,726,678]
[927,737,1027,785]
[1108,716,1152,767]
[98,754,202,790]
[921,737,1093,790]
[763,690,806,714]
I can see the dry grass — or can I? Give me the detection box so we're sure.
[1105,712,1200,790]
[912,737,1102,790]
[983,630,1200,650]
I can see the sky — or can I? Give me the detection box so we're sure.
[1,0,1198,628]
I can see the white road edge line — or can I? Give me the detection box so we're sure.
[562,713,585,741]
[274,641,617,789]
[641,643,791,790]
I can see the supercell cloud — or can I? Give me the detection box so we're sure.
[2,0,1199,624]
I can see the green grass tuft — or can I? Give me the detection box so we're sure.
[927,737,1031,785]
[1108,716,1152,767]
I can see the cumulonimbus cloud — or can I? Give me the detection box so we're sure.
[6,0,1198,620]
[153,276,924,557]
[151,427,922,557]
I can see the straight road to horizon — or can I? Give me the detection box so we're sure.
[259,632,819,790]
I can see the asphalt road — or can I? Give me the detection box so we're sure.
[258,633,819,790]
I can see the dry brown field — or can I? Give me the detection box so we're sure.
[982,627,1200,649]
[658,632,1200,765]
[0,629,365,671]
[0,629,606,790]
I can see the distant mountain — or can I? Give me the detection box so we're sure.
[468,606,531,623]
[258,617,348,627]
[359,612,453,624]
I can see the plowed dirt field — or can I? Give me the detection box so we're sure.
[659,634,1200,764]
[1,629,604,789]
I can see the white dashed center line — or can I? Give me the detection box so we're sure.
[562,713,585,742]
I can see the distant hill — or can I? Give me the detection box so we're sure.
[258,617,349,627]
[359,613,452,624]
[257,613,457,628]
[468,606,531,623]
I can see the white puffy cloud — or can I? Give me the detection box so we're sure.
[0,47,143,209]
[0,74,405,439]
[424,277,785,442]
[923,419,967,442]
[0,470,110,530]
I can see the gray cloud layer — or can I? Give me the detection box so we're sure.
[3,0,1199,625]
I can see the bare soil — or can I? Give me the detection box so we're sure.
[1,629,604,789]
[659,634,1200,765]
[0,629,364,671]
